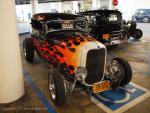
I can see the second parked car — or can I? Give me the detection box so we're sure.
[132,9,150,23]
[79,10,127,46]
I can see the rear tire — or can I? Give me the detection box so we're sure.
[23,38,34,63]
[113,58,132,86]
[48,68,66,106]
[132,29,143,39]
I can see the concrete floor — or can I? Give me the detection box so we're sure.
[0,23,150,113]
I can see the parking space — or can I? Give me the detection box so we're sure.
[137,23,150,37]
[1,23,150,113]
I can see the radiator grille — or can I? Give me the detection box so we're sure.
[111,30,122,40]
[85,48,106,85]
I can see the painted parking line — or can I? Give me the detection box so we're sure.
[19,32,30,36]
[127,39,148,44]
[91,82,150,113]
[23,70,57,113]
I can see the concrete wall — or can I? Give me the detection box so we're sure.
[117,0,133,20]
[16,4,32,22]
[15,1,79,22]
[15,0,150,21]
[16,2,62,22]
[37,2,62,13]
[117,0,150,20]
[62,1,73,13]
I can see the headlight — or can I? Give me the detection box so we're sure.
[75,67,87,81]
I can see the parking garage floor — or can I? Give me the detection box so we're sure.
[0,23,150,113]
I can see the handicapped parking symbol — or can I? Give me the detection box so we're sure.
[92,83,150,112]
[98,87,136,104]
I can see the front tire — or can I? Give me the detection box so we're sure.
[48,68,66,106]
[122,30,130,39]
[113,58,132,86]
[143,17,149,23]
[23,38,34,63]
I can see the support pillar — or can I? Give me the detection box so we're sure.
[78,0,83,12]
[97,0,101,9]
[31,0,38,14]
[73,1,79,13]
[92,0,97,10]
[0,0,25,103]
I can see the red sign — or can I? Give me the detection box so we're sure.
[112,0,118,6]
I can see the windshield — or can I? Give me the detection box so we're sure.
[108,14,118,22]
[97,13,121,23]
[46,18,87,31]
[47,22,61,30]
[85,13,121,26]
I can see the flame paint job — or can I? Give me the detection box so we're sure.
[33,33,96,75]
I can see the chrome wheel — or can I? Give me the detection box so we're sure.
[143,17,149,23]
[108,60,124,82]
[23,46,27,57]
[48,74,56,100]
[48,69,66,105]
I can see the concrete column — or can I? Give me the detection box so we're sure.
[78,0,83,12]
[97,0,101,9]
[31,0,38,14]
[73,1,79,13]
[0,0,25,103]
[58,2,62,13]
[92,0,97,10]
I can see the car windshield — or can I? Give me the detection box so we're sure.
[46,18,87,31]
[108,14,118,22]
[46,21,66,30]
[88,13,121,25]
[98,13,120,23]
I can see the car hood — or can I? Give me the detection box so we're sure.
[41,34,105,75]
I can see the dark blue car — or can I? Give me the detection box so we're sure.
[132,9,150,23]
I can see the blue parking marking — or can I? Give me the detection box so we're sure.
[23,70,57,113]
[148,53,150,75]
[91,83,150,113]
[19,32,30,36]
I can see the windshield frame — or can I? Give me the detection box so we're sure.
[46,29,88,40]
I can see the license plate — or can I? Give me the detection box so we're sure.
[62,21,73,29]
[103,34,110,39]
[93,81,111,93]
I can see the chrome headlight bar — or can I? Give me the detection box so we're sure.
[75,67,87,81]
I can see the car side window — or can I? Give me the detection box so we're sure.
[139,10,145,14]
[145,10,150,15]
